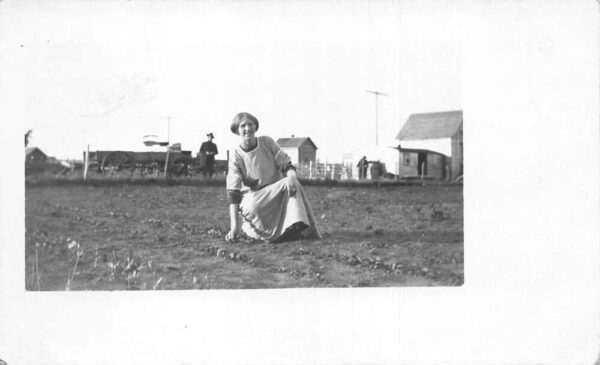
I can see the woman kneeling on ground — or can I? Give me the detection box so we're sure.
[225,112,321,243]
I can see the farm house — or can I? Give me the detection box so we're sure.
[276,136,317,169]
[395,110,463,180]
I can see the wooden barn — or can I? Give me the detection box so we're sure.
[276,136,318,169]
[395,110,463,180]
[25,147,47,171]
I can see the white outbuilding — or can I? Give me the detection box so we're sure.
[396,110,463,180]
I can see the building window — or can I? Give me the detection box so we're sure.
[403,152,411,166]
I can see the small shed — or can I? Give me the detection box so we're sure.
[396,110,463,180]
[276,137,318,169]
[25,147,47,165]
[25,147,48,174]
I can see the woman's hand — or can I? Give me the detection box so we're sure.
[225,227,240,243]
[285,170,299,196]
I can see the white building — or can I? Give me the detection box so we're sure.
[396,110,463,180]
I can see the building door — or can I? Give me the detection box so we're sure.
[417,153,427,176]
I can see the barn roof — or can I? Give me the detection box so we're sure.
[397,147,446,156]
[276,137,318,150]
[25,147,46,157]
[396,110,463,140]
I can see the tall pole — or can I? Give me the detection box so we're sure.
[375,96,378,145]
[365,90,388,145]
[160,116,174,145]
[83,144,89,181]
[160,116,174,180]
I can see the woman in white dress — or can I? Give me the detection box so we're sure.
[225,112,321,243]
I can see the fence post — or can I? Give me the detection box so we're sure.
[83,144,89,181]
[164,147,171,179]
[331,163,335,180]
[309,161,313,179]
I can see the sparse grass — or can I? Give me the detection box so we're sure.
[25,173,459,188]
[25,174,228,187]
[25,184,463,289]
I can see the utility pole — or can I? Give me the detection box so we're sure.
[160,116,175,179]
[160,116,174,145]
[365,90,388,145]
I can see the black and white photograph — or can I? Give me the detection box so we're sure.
[0,0,598,364]
[19,1,464,291]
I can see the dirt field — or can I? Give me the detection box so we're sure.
[25,181,463,290]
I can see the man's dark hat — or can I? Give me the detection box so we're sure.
[207,133,214,138]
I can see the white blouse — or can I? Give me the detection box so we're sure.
[226,135,292,192]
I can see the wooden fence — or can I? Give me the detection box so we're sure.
[295,162,354,180]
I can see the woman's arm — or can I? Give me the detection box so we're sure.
[225,152,243,242]
[263,136,299,194]
[226,203,240,242]
[267,136,293,170]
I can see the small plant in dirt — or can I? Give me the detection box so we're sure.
[31,242,43,290]
[65,240,83,291]
[206,227,225,238]
[124,250,142,290]
[193,273,215,289]
[152,276,164,290]
[107,250,124,281]
[146,258,164,290]
[104,250,163,290]
[93,245,101,268]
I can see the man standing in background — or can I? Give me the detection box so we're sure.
[357,156,369,179]
[200,133,218,178]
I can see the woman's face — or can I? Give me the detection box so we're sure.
[238,119,257,140]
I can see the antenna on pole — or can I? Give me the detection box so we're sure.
[365,90,388,145]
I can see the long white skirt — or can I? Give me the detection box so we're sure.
[239,177,321,242]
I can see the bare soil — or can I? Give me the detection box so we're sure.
[25,182,463,290]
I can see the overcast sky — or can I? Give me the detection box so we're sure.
[4,0,462,161]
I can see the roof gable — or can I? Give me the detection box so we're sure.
[396,110,463,140]
[26,147,46,157]
[276,137,317,150]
